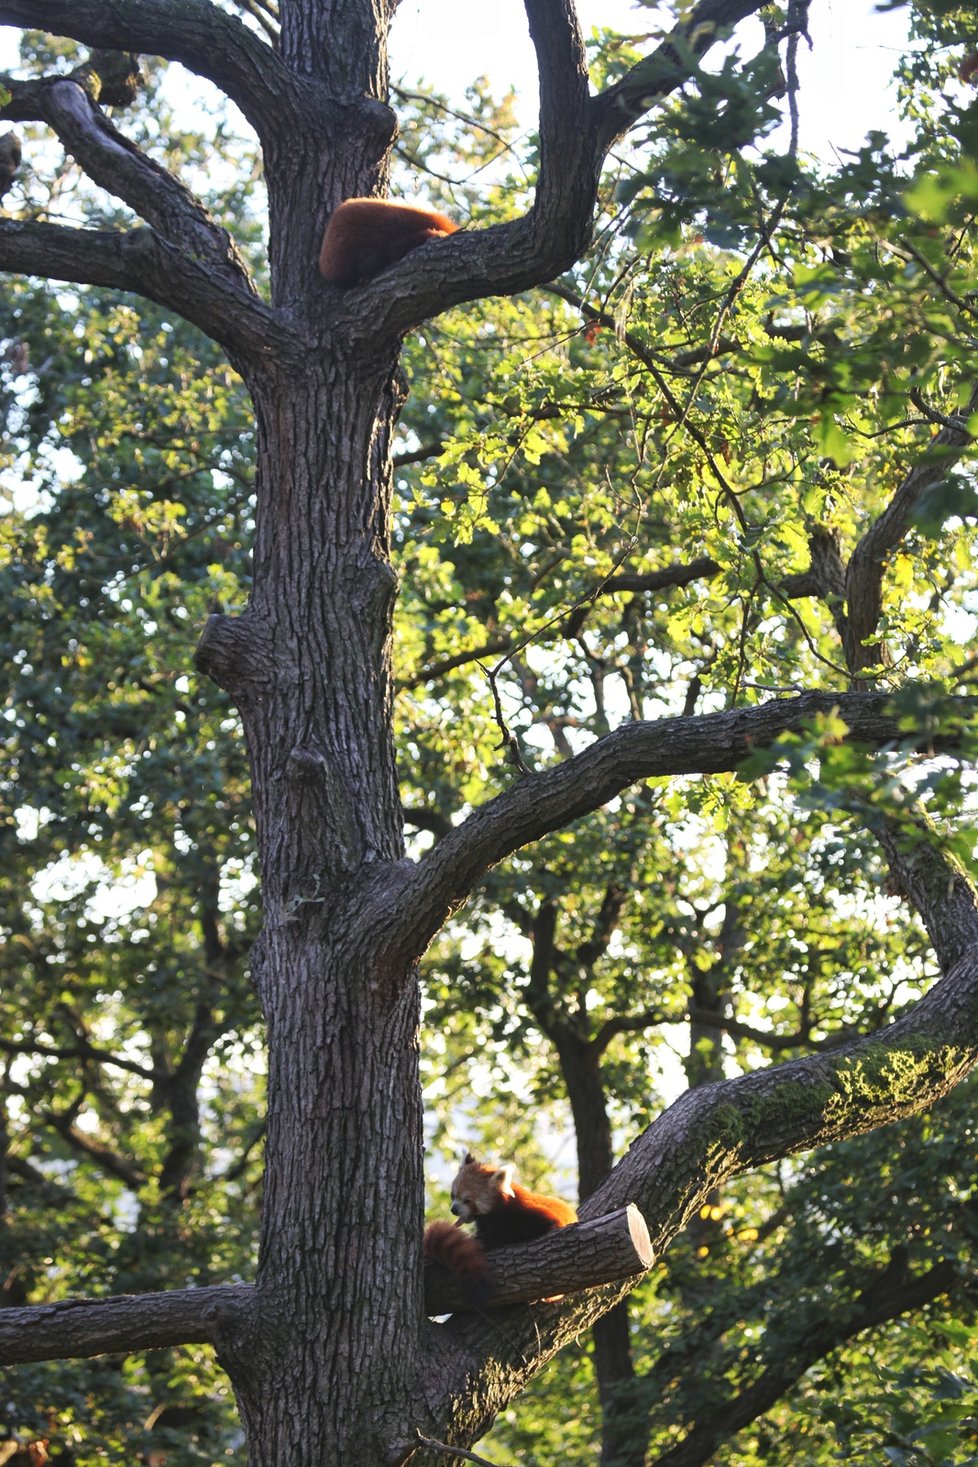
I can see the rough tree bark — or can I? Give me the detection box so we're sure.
[3,2,978,1465]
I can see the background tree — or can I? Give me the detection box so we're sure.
[3,1,978,1465]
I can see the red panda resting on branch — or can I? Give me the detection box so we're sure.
[318,197,458,288]
[424,1151,577,1301]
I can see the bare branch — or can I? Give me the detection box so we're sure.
[0,1034,159,1081]
[604,560,722,595]
[3,74,255,291]
[400,560,722,693]
[400,690,967,951]
[592,0,775,153]
[0,1282,251,1364]
[41,1110,145,1188]
[0,0,299,143]
[0,218,301,363]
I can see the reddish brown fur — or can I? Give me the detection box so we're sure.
[423,1219,491,1296]
[318,198,458,288]
[424,1153,576,1303]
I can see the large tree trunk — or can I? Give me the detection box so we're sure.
[196,354,426,1461]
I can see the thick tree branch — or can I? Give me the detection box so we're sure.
[2,75,255,291]
[0,0,299,142]
[585,963,978,1233]
[604,560,722,596]
[400,690,968,952]
[0,1283,252,1364]
[424,1205,652,1315]
[0,218,301,364]
[0,1210,650,1362]
[523,0,593,252]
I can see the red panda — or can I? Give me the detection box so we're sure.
[424,1152,576,1302]
[318,198,458,288]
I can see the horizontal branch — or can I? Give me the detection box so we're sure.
[0,0,298,143]
[0,219,301,364]
[0,1210,651,1363]
[424,1205,652,1315]
[401,689,968,952]
[0,1283,251,1365]
[400,559,722,692]
[0,1033,159,1080]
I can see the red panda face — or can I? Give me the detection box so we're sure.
[450,1157,515,1221]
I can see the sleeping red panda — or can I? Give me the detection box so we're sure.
[318,198,458,287]
[424,1151,576,1301]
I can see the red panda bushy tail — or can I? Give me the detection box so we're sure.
[423,1221,492,1303]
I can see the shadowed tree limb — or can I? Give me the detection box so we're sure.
[0,0,299,141]
[1,74,255,289]
[844,384,978,681]
[647,1255,965,1467]
[0,219,301,362]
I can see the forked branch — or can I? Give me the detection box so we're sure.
[0,0,297,141]
[2,74,255,290]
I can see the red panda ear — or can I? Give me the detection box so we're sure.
[462,1150,477,1165]
[494,1164,516,1197]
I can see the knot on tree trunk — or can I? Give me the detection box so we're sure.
[194,610,278,697]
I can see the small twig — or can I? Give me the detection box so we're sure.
[414,1432,502,1466]
[478,662,532,776]
[908,387,969,432]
